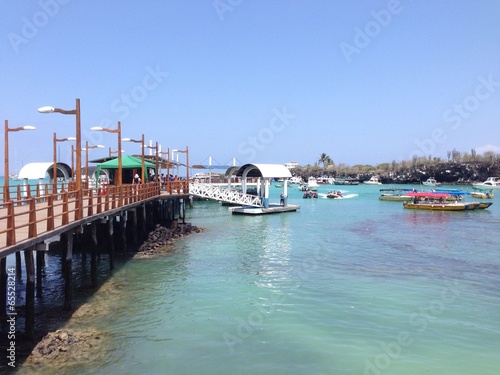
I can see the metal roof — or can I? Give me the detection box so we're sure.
[236,164,292,178]
[224,166,240,177]
[18,162,72,180]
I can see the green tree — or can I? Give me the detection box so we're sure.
[318,153,329,169]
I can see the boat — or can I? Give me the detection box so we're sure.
[470,189,494,199]
[364,176,382,185]
[307,177,319,191]
[379,188,415,202]
[9,173,21,181]
[318,177,335,185]
[326,190,343,199]
[433,188,468,201]
[476,202,493,209]
[422,177,441,186]
[472,177,500,190]
[403,192,492,211]
[303,191,318,199]
[334,178,359,185]
[298,183,309,191]
[289,177,301,184]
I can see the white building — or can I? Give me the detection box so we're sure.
[284,161,299,169]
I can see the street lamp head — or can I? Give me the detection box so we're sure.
[22,126,36,130]
[90,126,104,131]
[96,144,105,148]
[66,136,77,141]
[37,106,55,113]
[122,138,132,142]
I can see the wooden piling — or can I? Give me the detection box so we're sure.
[63,231,73,311]
[24,248,35,339]
[119,213,127,253]
[15,252,22,280]
[90,223,98,288]
[129,208,137,245]
[108,218,115,270]
[36,250,44,298]
[0,258,6,317]
[140,203,147,240]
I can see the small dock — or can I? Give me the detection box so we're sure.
[190,163,301,215]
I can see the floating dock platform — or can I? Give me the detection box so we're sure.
[229,203,300,215]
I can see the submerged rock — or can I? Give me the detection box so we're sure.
[135,222,203,257]
[23,328,109,372]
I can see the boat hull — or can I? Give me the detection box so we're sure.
[472,183,500,190]
[403,202,491,211]
[326,193,342,199]
[472,177,500,190]
[379,194,412,202]
[403,202,469,211]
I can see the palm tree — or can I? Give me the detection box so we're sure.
[318,153,329,169]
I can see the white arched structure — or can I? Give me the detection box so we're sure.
[190,163,299,214]
[236,163,292,208]
[19,162,72,181]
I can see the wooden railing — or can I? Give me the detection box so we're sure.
[0,180,190,253]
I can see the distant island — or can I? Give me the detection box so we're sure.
[293,150,500,184]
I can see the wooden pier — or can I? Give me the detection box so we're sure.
[0,180,190,340]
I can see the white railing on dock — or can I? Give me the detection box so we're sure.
[189,183,262,207]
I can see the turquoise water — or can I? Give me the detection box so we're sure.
[15,183,500,374]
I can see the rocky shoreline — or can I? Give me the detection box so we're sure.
[134,222,203,258]
[11,222,203,373]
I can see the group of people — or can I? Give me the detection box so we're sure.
[132,172,182,190]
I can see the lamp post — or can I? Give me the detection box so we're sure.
[122,134,145,184]
[4,120,36,202]
[159,148,170,187]
[53,133,76,194]
[91,121,122,185]
[38,98,82,218]
[109,148,124,157]
[145,142,159,183]
[83,141,105,188]
[171,146,189,182]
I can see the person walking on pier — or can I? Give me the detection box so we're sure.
[133,174,141,196]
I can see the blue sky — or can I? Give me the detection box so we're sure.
[1,0,500,175]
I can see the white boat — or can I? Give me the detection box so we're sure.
[379,188,414,201]
[289,176,303,184]
[9,173,21,181]
[307,177,319,191]
[422,177,441,186]
[364,176,382,185]
[298,183,309,191]
[472,177,500,190]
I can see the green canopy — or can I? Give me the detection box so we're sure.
[95,155,156,183]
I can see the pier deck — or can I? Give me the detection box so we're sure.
[0,181,189,257]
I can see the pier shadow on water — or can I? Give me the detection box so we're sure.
[0,219,181,374]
